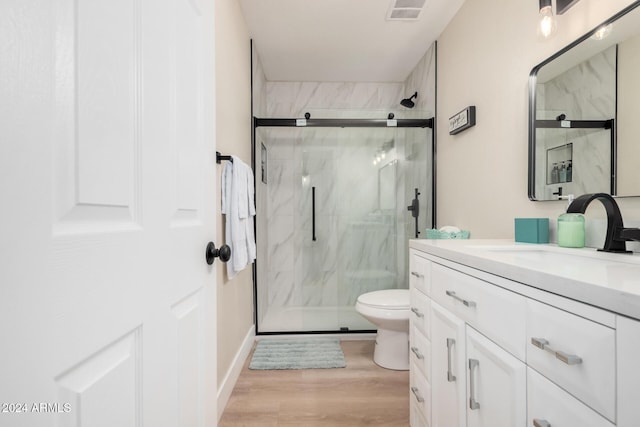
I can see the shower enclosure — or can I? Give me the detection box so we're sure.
[254,116,434,334]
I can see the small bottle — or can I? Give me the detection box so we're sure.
[566,160,572,182]
[557,213,585,248]
[551,163,559,184]
[559,162,567,183]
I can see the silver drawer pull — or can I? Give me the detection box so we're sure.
[411,271,423,278]
[533,419,551,427]
[410,346,424,360]
[445,290,476,308]
[468,358,480,410]
[410,386,425,403]
[531,338,583,365]
[411,307,424,318]
[446,338,456,382]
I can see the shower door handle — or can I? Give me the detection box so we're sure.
[312,186,316,241]
[407,188,420,238]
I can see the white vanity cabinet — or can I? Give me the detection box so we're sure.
[410,251,526,427]
[408,243,640,427]
[409,252,432,427]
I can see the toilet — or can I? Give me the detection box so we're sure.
[355,289,410,370]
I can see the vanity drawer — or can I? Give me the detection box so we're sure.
[410,324,431,381]
[410,251,431,297]
[431,263,526,360]
[526,299,615,422]
[410,361,431,426]
[528,368,615,427]
[410,288,431,339]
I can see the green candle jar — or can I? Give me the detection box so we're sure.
[557,213,585,248]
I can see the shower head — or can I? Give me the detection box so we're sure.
[400,92,418,109]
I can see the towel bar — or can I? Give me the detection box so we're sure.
[216,151,233,164]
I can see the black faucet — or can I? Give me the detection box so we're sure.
[566,193,640,253]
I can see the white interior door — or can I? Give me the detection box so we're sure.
[0,0,217,426]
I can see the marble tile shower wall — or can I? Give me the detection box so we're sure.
[265,82,405,118]
[404,43,436,117]
[535,46,616,198]
[260,127,409,309]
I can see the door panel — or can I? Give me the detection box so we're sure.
[56,329,142,427]
[172,0,203,225]
[173,291,204,427]
[0,0,216,426]
[53,0,141,234]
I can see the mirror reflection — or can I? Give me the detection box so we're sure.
[529,2,640,200]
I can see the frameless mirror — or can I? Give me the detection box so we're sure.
[528,1,640,200]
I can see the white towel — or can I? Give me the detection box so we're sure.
[221,156,256,279]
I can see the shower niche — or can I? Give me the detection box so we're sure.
[546,143,573,184]
[254,118,434,334]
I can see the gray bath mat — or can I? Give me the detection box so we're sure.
[249,338,346,370]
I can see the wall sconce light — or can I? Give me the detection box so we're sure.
[538,0,557,39]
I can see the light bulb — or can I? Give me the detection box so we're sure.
[591,24,612,40]
[538,1,557,39]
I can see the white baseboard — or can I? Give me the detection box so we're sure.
[217,324,255,422]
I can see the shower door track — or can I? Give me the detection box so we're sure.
[252,115,436,336]
[255,117,434,128]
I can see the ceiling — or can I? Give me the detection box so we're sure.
[239,0,465,83]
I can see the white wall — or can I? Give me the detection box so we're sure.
[214,0,254,394]
[437,0,640,245]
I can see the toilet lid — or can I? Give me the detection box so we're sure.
[357,289,409,310]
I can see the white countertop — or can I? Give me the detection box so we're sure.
[410,239,640,321]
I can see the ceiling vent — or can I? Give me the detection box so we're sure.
[386,0,426,21]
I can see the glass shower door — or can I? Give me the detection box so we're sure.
[255,124,432,333]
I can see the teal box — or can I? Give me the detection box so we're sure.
[514,218,549,243]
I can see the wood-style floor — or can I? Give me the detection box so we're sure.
[218,339,410,426]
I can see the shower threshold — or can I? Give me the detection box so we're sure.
[258,305,375,334]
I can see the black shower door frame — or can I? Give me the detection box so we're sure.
[251,116,436,335]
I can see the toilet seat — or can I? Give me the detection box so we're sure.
[356,289,409,310]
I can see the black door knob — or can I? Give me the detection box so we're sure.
[205,242,231,265]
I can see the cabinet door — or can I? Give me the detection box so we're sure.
[431,301,466,427]
[466,327,526,427]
